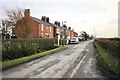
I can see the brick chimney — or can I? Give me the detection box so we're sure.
[68,27,71,30]
[63,25,67,28]
[24,9,30,17]
[46,17,49,23]
[54,21,58,25]
[58,22,60,26]
[41,16,46,22]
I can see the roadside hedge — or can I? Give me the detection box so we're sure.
[53,39,67,45]
[2,38,56,61]
[95,38,120,58]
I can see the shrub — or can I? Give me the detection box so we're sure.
[2,38,55,61]
[53,38,67,45]
[35,35,43,38]
[95,38,120,58]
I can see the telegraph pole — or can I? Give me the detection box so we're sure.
[93,28,96,39]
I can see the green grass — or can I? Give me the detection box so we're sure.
[1,46,67,69]
[94,42,119,73]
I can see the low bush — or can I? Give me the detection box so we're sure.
[54,39,67,45]
[2,38,56,61]
[35,35,43,38]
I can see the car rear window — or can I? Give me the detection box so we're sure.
[71,38,77,41]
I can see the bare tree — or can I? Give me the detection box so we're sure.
[1,8,31,38]
[6,8,24,26]
[0,8,24,37]
[15,18,31,38]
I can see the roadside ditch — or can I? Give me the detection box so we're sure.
[93,41,119,79]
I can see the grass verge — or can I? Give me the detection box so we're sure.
[94,41,119,77]
[1,46,67,70]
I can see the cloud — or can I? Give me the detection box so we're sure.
[0,0,119,37]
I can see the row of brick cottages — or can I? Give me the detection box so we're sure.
[12,9,78,40]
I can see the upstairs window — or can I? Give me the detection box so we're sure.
[41,24,44,31]
[50,27,52,32]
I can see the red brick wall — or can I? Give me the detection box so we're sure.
[75,33,78,37]
[13,17,54,38]
[67,30,71,37]
[38,24,54,38]
[28,18,38,38]
[54,28,60,38]
[70,31,74,38]
[13,17,38,38]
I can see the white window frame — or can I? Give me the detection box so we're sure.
[41,24,44,31]
[41,33,44,36]
[50,34,52,37]
[50,27,52,32]
[57,28,59,32]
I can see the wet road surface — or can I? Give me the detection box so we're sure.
[2,40,104,78]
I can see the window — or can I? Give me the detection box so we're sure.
[50,27,52,32]
[41,24,44,31]
[50,34,52,38]
[45,33,49,38]
[41,33,44,36]
[57,28,60,32]
[71,38,77,41]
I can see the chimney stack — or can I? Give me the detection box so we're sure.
[58,22,60,26]
[24,9,30,17]
[54,21,58,25]
[68,27,71,30]
[63,25,67,28]
[54,21,61,26]
[46,17,49,23]
[41,16,46,22]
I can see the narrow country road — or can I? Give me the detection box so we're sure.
[2,40,104,78]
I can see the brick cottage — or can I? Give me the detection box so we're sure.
[12,9,78,39]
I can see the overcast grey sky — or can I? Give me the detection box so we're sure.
[0,0,119,38]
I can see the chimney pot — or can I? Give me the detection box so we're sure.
[24,9,30,17]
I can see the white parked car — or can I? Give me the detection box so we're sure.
[70,37,79,44]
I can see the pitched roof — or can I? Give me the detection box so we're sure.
[50,23,74,32]
[31,16,76,33]
[49,23,60,28]
[31,17,52,26]
[50,23,70,30]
